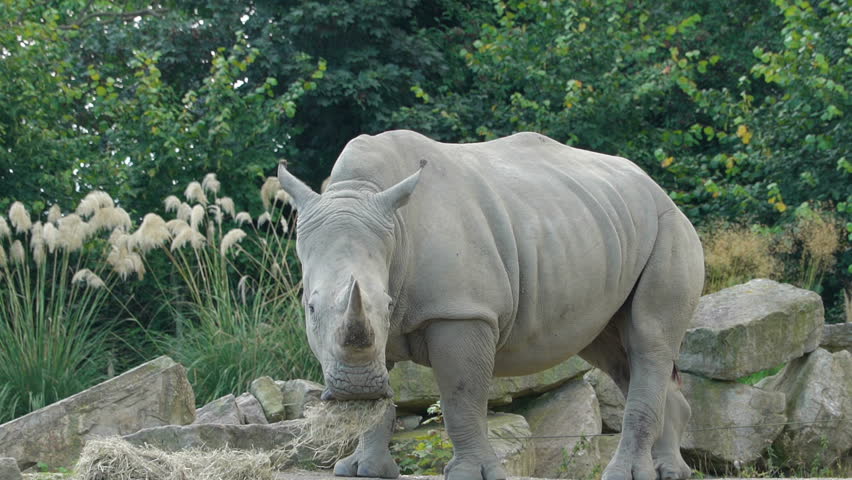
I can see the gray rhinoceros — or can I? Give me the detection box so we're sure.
[277,130,704,480]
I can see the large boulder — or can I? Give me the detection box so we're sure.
[821,322,852,353]
[276,379,323,419]
[0,356,195,470]
[390,413,535,477]
[679,279,824,380]
[236,392,268,424]
[193,394,241,425]
[250,376,286,422]
[390,357,591,410]
[756,348,852,465]
[584,369,625,432]
[516,377,602,478]
[680,372,786,466]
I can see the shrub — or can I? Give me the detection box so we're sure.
[701,222,782,294]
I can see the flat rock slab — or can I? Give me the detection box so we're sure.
[679,279,823,380]
[124,421,304,452]
[390,357,591,410]
[821,322,852,352]
[0,355,195,471]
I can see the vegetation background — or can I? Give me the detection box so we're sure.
[0,0,849,438]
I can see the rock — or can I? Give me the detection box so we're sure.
[124,421,303,455]
[395,415,422,431]
[516,377,602,478]
[0,356,194,471]
[821,322,852,353]
[679,279,824,380]
[680,372,786,466]
[0,457,21,480]
[596,434,620,468]
[390,356,591,410]
[250,376,286,422]
[193,394,241,425]
[391,413,535,477]
[236,392,269,424]
[584,369,625,432]
[756,348,852,465]
[276,379,323,419]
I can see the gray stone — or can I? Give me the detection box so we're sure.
[679,279,824,380]
[193,394,241,425]
[391,413,535,477]
[821,322,852,353]
[395,415,422,431]
[680,372,786,465]
[0,356,195,471]
[390,357,591,410]
[236,392,269,424]
[584,369,625,433]
[756,348,852,465]
[0,457,21,480]
[250,376,286,422]
[276,379,323,419]
[517,377,602,478]
[124,420,302,452]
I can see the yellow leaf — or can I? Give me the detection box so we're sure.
[736,124,752,145]
[661,156,674,168]
[775,201,787,212]
[578,22,587,32]
[712,191,720,198]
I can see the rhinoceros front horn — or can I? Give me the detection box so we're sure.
[375,161,425,213]
[278,160,319,211]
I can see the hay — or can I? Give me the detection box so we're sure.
[74,438,272,480]
[273,398,393,468]
[74,399,393,477]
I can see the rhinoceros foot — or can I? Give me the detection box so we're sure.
[654,454,691,480]
[333,449,399,478]
[443,455,506,480]
[602,452,655,480]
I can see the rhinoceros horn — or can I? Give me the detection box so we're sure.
[277,160,319,210]
[341,276,374,350]
[375,160,426,213]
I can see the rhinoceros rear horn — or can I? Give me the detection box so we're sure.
[375,162,425,213]
[278,160,319,210]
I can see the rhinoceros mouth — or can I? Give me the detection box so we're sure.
[322,361,393,401]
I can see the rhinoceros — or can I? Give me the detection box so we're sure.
[277,130,704,480]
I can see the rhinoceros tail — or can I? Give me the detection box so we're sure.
[672,363,683,387]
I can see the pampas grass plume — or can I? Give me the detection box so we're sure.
[275,190,290,206]
[280,218,289,233]
[57,214,90,252]
[220,228,246,256]
[9,202,32,234]
[43,222,59,253]
[132,214,170,253]
[171,228,206,251]
[202,173,221,195]
[10,240,25,264]
[164,195,181,213]
[209,204,223,225]
[177,203,192,222]
[0,245,6,268]
[30,222,45,265]
[166,219,190,237]
[0,216,10,240]
[77,191,114,218]
[47,204,62,223]
[260,177,281,211]
[216,197,235,218]
[72,269,106,289]
[184,181,208,205]
[190,204,206,231]
[90,206,132,233]
[235,212,251,225]
[257,212,271,227]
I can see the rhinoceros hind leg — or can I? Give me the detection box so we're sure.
[652,379,692,480]
[602,210,703,480]
[425,319,507,480]
[333,399,400,478]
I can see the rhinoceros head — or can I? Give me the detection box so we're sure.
[277,161,422,400]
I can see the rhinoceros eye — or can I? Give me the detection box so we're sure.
[308,304,315,315]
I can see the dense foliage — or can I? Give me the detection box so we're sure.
[0,0,849,423]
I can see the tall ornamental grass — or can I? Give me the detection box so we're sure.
[151,173,321,405]
[0,194,143,423]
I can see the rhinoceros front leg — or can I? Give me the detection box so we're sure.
[334,401,399,478]
[425,320,507,480]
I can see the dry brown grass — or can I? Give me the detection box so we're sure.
[793,214,840,291]
[701,222,782,294]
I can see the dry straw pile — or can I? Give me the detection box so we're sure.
[74,399,392,479]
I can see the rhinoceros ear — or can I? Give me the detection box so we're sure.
[278,160,319,211]
[375,160,426,213]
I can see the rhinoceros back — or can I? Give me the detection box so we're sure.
[329,130,675,374]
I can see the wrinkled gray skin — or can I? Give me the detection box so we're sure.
[278,130,704,480]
